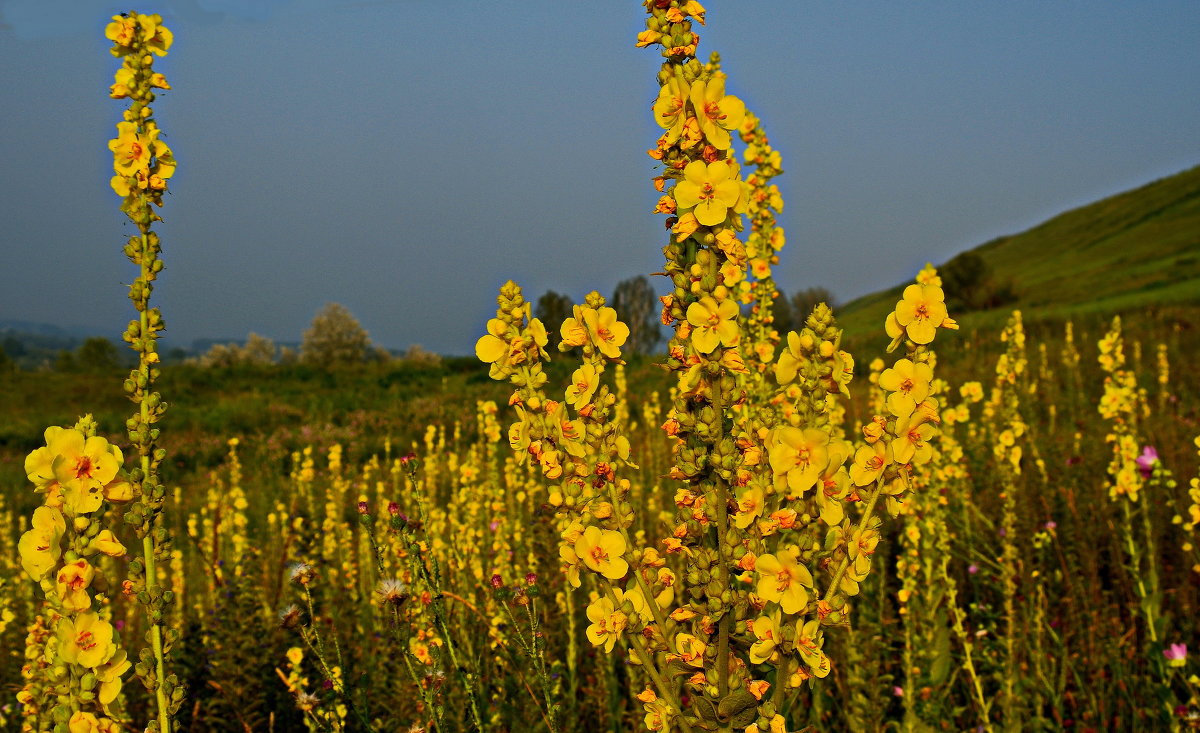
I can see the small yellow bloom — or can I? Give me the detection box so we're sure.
[91,529,127,557]
[688,76,745,150]
[893,284,949,345]
[849,442,888,487]
[754,550,813,614]
[674,160,742,227]
[769,427,830,496]
[749,608,782,663]
[574,526,629,579]
[583,306,629,360]
[18,506,66,580]
[653,74,689,145]
[95,648,130,705]
[57,612,116,669]
[585,596,627,653]
[685,296,739,354]
[56,559,96,612]
[878,358,932,418]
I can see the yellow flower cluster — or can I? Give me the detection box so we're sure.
[16,418,132,731]
[1098,317,1143,502]
[106,13,175,221]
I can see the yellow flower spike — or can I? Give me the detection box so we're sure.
[769,426,830,496]
[688,75,745,150]
[57,612,116,669]
[893,283,949,345]
[18,506,66,580]
[574,526,629,579]
[754,550,813,614]
[674,160,742,226]
[653,74,689,145]
[685,296,739,353]
[878,357,933,418]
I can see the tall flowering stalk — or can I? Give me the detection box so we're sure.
[106,12,182,732]
[477,5,959,731]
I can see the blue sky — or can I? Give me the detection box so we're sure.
[1,1,1197,354]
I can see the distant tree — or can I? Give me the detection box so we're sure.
[403,344,443,368]
[611,275,662,356]
[278,346,298,365]
[940,251,1016,312]
[241,333,277,364]
[0,344,12,372]
[58,337,122,373]
[300,303,372,367]
[768,287,796,337]
[194,333,277,367]
[790,287,838,324]
[534,291,573,341]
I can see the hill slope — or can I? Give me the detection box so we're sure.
[837,164,1200,337]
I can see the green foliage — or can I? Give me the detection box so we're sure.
[839,164,1200,338]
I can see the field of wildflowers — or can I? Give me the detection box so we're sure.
[1,4,1198,733]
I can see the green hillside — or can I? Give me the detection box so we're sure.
[836,164,1200,338]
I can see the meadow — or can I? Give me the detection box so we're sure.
[1,5,1199,733]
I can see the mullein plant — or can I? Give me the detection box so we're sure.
[1097,316,1175,724]
[982,310,1029,725]
[13,13,176,733]
[476,4,958,730]
[107,13,184,732]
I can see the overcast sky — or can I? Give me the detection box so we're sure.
[1,1,1197,354]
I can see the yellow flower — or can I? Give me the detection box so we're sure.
[685,296,739,353]
[749,608,782,663]
[891,412,937,465]
[565,363,600,409]
[672,633,707,667]
[734,486,764,530]
[105,15,136,47]
[475,318,509,364]
[56,559,96,612]
[68,711,119,733]
[893,284,948,345]
[653,74,689,145]
[848,528,880,578]
[674,160,742,227]
[91,529,127,557]
[585,596,627,653]
[769,427,830,496]
[95,648,130,705]
[286,647,304,666]
[795,619,831,678]
[849,442,888,487]
[755,550,813,614]
[18,506,65,580]
[574,526,629,579]
[878,358,933,418]
[57,612,116,669]
[583,307,629,359]
[109,121,154,177]
[138,14,173,56]
[688,75,745,150]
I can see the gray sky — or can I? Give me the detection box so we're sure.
[2,1,1197,354]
